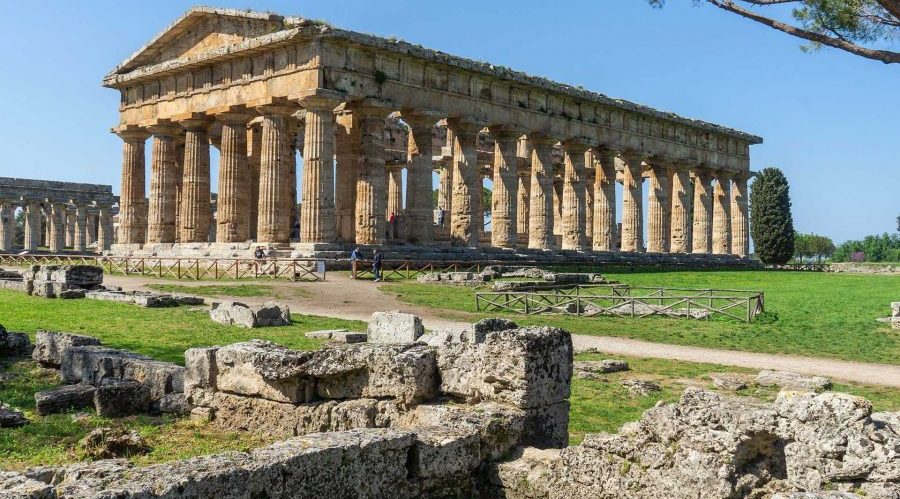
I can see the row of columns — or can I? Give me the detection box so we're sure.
[0,200,113,253]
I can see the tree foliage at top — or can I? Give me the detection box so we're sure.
[832,232,900,261]
[649,0,900,64]
[750,167,795,264]
[793,232,836,262]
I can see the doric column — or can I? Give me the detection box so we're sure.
[146,123,180,244]
[552,176,564,237]
[731,173,750,257]
[528,134,557,250]
[334,110,360,243]
[668,162,693,253]
[48,203,66,253]
[0,200,13,251]
[488,126,520,248]
[73,203,87,251]
[584,159,594,244]
[403,113,438,245]
[561,140,589,250]
[173,137,185,243]
[288,120,301,241]
[114,127,149,245]
[247,122,262,240]
[620,151,645,252]
[255,102,299,245]
[24,201,41,251]
[385,163,403,219]
[691,167,714,254]
[214,111,254,243]
[97,205,113,253]
[516,168,530,240]
[297,93,341,244]
[44,209,51,247]
[437,161,452,212]
[176,116,213,243]
[647,159,671,253]
[447,118,483,247]
[592,147,618,251]
[65,208,75,248]
[354,105,391,245]
[712,172,732,255]
[87,214,98,245]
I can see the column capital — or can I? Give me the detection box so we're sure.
[252,96,301,117]
[669,160,696,172]
[399,108,442,128]
[146,119,181,138]
[173,112,213,131]
[291,88,346,110]
[488,124,525,140]
[646,155,672,168]
[346,99,394,119]
[620,150,646,164]
[447,116,487,135]
[209,105,256,125]
[112,124,149,142]
[526,132,558,146]
[562,137,591,153]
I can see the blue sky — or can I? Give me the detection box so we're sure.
[0,0,896,243]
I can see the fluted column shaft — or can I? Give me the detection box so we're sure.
[447,119,481,247]
[647,161,671,253]
[256,106,296,244]
[516,171,530,239]
[552,177,564,236]
[620,152,644,252]
[247,124,262,240]
[669,164,692,253]
[178,119,212,243]
[73,203,87,251]
[405,117,435,245]
[116,129,149,245]
[712,174,732,255]
[24,201,41,250]
[173,139,185,242]
[44,210,51,247]
[561,141,589,250]
[585,164,594,243]
[489,129,520,248]
[288,122,300,240]
[592,148,618,251]
[298,98,339,243]
[147,126,179,243]
[65,210,75,247]
[437,162,453,212]
[48,203,66,253]
[385,164,403,218]
[731,175,750,257]
[355,109,389,245]
[528,136,556,250]
[87,214,98,245]
[216,115,253,243]
[692,169,713,254]
[97,205,112,253]
[335,111,360,243]
[0,200,13,251]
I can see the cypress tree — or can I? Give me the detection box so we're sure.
[750,167,794,264]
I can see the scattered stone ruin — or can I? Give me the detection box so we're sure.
[416,265,611,288]
[209,301,292,328]
[878,302,900,330]
[0,265,103,298]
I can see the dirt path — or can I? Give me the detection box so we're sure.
[104,274,900,388]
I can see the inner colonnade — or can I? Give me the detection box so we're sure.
[106,7,761,258]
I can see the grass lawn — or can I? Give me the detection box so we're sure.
[145,283,310,300]
[382,270,900,364]
[0,289,364,364]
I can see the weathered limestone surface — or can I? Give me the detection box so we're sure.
[529,137,556,250]
[592,148,618,251]
[60,346,184,402]
[0,402,28,428]
[712,174,732,255]
[692,168,714,254]
[669,163,692,253]
[448,119,481,246]
[620,153,644,252]
[94,379,151,417]
[215,114,252,243]
[116,129,149,245]
[34,383,96,416]
[209,301,291,328]
[33,331,102,367]
[299,94,340,243]
[147,124,180,243]
[561,142,588,251]
[0,325,31,357]
[367,310,425,344]
[646,162,670,253]
[355,107,389,245]
[490,129,520,248]
[756,370,832,391]
[731,174,750,257]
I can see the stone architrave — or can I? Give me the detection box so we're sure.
[334,110,360,244]
[528,135,557,250]
[669,162,692,253]
[176,116,213,243]
[447,118,483,247]
[646,160,671,253]
[298,92,342,244]
[561,140,589,251]
[731,173,750,257]
[114,127,150,245]
[48,203,67,253]
[214,111,254,243]
[620,152,644,253]
[255,101,299,245]
[692,167,714,254]
[592,148,618,251]
[354,105,391,245]
[403,112,438,245]
[489,126,521,248]
[712,173,732,255]
[146,123,180,244]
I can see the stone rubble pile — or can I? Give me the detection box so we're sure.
[573,359,630,380]
[0,265,103,298]
[489,387,900,498]
[209,301,291,328]
[304,329,367,343]
[416,271,490,285]
[85,289,204,308]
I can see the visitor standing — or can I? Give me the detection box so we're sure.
[373,249,384,282]
[349,247,362,279]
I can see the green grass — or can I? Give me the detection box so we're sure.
[382,270,900,364]
[145,283,305,299]
[0,289,365,364]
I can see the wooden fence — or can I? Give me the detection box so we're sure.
[475,284,765,322]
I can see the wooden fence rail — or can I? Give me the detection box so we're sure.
[475,284,765,322]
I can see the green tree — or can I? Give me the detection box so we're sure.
[750,167,795,264]
[649,0,900,64]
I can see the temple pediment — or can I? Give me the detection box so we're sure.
[109,7,292,75]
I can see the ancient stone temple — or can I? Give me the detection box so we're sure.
[0,178,117,254]
[105,7,760,259]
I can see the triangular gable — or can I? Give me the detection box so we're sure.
[110,7,291,75]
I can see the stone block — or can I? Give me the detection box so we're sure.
[94,379,151,417]
[304,343,438,404]
[0,325,31,357]
[330,398,377,431]
[367,310,424,344]
[60,346,184,401]
[183,346,219,393]
[709,372,752,391]
[0,403,28,428]
[0,471,54,499]
[573,359,629,379]
[209,301,290,328]
[401,402,527,460]
[34,383,96,416]
[472,317,518,341]
[523,401,570,448]
[756,370,831,391]
[304,329,367,343]
[892,302,900,317]
[158,393,192,415]
[438,326,573,409]
[409,426,481,479]
[213,340,315,403]
[187,388,333,438]
[32,330,101,367]
[253,301,291,326]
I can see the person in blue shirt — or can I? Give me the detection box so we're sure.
[349,247,362,279]
[372,249,384,282]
